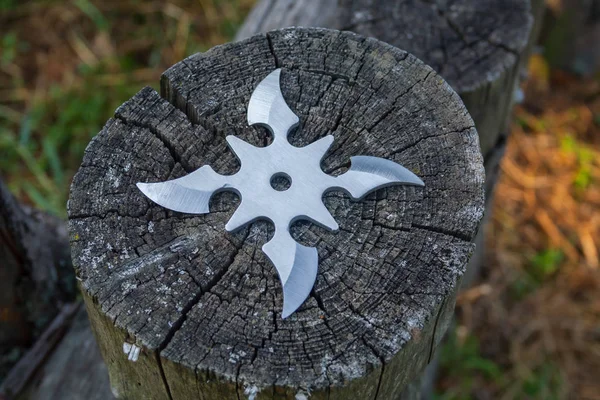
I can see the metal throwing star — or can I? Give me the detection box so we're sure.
[137,69,424,318]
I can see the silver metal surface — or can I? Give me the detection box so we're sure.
[137,69,424,318]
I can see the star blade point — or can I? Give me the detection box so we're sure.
[247,69,299,140]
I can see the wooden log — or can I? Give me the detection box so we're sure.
[68,28,484,399]
[0,303,79,400]
[20,306,114,400]
[237,0,539,287]
[237,3,546,396]
[0,179,75,379]
[237,0,533,160]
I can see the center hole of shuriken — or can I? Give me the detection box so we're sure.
[270,172,292,191]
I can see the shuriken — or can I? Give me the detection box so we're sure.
[137,69,424,318]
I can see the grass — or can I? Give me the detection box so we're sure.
[560,135,595,190]
[0,0,254,217]
[0,65,139,215]
[437,327,566,400]
[436,330,503,399]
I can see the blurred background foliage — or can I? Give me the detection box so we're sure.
[0,0,253,216]
[0,1,599,399]
[436,50,600,400]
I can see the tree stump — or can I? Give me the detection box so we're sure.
[237,0,539,286]
[68,28,484,399]
[238,0,533,167]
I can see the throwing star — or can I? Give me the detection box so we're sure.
[137,69,424,318]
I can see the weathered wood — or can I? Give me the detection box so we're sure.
[237,0,533,158]
[21,306,114,400]
[0,179,75,380]
[237,0,539,291]
[0,303,79,399]
[68,28,484,399]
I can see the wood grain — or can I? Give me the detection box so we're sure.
[68,28,484,399]
[236,0,543,294]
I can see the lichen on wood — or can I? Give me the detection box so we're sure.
[68,28,484,399]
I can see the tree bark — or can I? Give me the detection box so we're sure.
[68,28,484,399]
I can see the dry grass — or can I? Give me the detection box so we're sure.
[0,0,254,215]
[439,56,600,399]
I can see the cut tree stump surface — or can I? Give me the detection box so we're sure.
[68,28,484,399]
[237,0,534,159]
[236,0,537,292]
